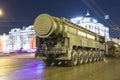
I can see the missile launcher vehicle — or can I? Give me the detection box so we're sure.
[34,14,107,66]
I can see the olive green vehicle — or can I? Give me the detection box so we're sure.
[34,14,106,66]
[106,41,120,57]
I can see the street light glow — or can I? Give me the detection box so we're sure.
[0,9,3,16]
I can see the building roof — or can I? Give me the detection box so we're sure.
[82,12,97,23]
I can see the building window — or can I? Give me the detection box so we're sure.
[89,25,91,29]
[77,21,80,24]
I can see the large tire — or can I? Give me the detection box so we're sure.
[101,51,105,60]
[78,50,84,65]
[88,51,93,63]
[67,51,78,66]
[83,51,89,64]
[93,51,97,62]
[99,51,103,60]
[96,51,100,61]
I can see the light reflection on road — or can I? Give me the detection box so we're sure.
[0,55,120,80]
[0,58,45,80]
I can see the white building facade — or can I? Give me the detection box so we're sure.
[9,25,36,53]
[71,12,110,41]
[0,33,10,53]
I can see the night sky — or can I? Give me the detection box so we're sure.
[0,0,120,37]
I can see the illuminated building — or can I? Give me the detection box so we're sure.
[0,25,36,53]
[0,36,2,52]
[9,25,36,53]
[71,12,110,41]
[0,33,10,53]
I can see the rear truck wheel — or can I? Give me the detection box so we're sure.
[83,51,89,64]
[99,51,102,60]
[93,51,97,62]
[67,51,78,66]
[89,54,93,63]
[88,51,92,63]
[78,50,84,65]
[92,53,95,62]
[101,51,105,60]
[96,51,100,61]
[94,54,97,61]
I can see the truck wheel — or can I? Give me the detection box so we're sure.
[67,51,78,66]
[78,50,84,65]
[83,51,88,64]
[89,54,93,63]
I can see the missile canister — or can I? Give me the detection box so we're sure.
[34,14,63,38]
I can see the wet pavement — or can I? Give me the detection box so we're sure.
[0,54,120,80]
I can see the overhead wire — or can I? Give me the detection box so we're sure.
[90,0,119,29]
[81,0,120,31]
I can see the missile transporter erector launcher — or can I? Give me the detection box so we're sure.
[34,14,106,66]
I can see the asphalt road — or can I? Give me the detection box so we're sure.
[0,54,120,80]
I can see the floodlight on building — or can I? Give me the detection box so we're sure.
[71,17,83,21]
[93,19,98,23]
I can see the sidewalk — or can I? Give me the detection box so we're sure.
[0,53,10,57]
[0,52,35,57]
